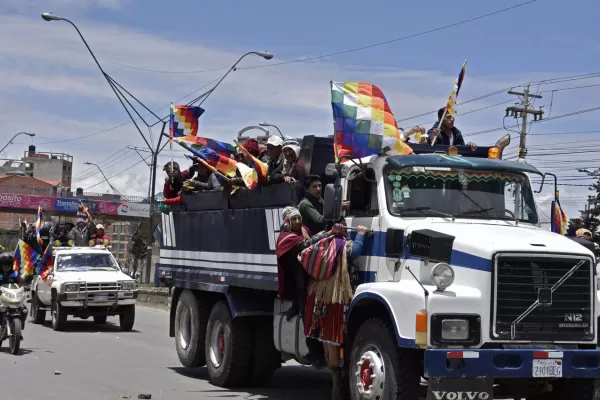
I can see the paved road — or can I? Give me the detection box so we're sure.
[0,305,332,400]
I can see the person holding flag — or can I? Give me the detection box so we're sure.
[427,61,477,150]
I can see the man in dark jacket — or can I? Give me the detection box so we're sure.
[427,107,477,149]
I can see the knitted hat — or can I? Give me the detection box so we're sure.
[282,206,301,223]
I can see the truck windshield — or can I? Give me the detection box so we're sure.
[56,253,119,272]
[384,165,538,223]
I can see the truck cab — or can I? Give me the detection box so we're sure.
[30,246,138,332]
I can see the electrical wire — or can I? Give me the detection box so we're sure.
[108,1,538,74]
[83,156,151,191]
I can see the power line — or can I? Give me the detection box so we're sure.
[108,1,537,75]
[83,156,151,191]
[465,104,600,138]
[72,146,130,180]
[38,77,219,145]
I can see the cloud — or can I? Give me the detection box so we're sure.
[0,13,596,222]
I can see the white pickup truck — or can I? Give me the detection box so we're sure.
[29,246,138,331]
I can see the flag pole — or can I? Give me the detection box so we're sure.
[432,60,467,146]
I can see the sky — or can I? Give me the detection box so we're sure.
[1,0,599,227]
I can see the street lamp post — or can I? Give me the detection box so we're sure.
[0,131,35,155]
[43,12,274,283]
[258,122,285,139]
[84,161,122,196]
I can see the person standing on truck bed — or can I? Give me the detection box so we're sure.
[184,158,222,192]
[300,218,368,400]
[427,107,477,149]
[281,138,300,182]
[265,135,286,184]
[298,175,350,236]
[69,219,90,247]
[162,161,190,199]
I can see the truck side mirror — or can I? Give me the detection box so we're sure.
[323,183,343,222]
[324,163,350,178]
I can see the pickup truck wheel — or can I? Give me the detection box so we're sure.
[119,305,135,331]
[51,299,67,331]
[205,301,252,387]
[349,318,420,400]
[94,316,107,324]
[29,292,46,324]
[175,290,208,367]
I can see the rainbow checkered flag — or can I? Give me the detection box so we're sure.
[34,205,43,246]
[331,81,412,161]
[13,239,41,280]
[551,190,568,235]
[169,105,205,143]
[444,60,467,117]
[77,200,91,223]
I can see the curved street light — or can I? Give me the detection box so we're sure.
[258,122,285,139]
[0,131,35,155]
[198,51,273,106]
[84,161,122,196]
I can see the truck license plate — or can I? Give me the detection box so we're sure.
[532,359,562,377]
[95,295,109,301]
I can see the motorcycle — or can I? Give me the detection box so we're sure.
[0,283,27,355]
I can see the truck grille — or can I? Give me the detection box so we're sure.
[492,254,594,341]
[81,282,119,292]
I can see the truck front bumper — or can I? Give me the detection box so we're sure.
[425,348,600,378]
[57,291,137,307]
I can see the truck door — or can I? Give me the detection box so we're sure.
[343,165,382,285]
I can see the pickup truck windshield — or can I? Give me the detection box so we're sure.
[384,165,538,223]
[56,253,119,272]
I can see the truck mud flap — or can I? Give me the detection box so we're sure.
[427,378,493,400]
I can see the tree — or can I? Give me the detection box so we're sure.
[577,168,600,233]
[129,222,148,278]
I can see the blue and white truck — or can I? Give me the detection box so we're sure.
[161,135,599,399]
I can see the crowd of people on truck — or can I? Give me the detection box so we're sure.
[19,218,111,251]
[157,109,600,399]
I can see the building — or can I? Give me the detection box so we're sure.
[0,174,60,229]
[0,145,73,189]
[108,221,135,267]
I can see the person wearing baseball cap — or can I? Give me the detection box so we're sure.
[266,135,285,185]
[89,224,111,246]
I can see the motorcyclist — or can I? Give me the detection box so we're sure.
[0,252,28,332]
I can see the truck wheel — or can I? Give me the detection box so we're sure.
[51,299,67,331]
[205,301,252,387]
[119,305,135,331]
[246,316,280,386]
[175,290,208,368]
[94,316,107,324]
[29,292,46,324]
[349,318,420,400]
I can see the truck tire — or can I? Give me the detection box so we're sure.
[246,316,280,386]
[119,305,135,331]
[94,316,107,324]
[205,301,252,387]
[51,299,67,331]
[175,290,208,368]
[349,318,420,400]
[29,291,46,324]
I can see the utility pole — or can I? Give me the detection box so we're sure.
[506,84,544,218]
[506,84,544,162]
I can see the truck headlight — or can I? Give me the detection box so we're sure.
[121,281,135,291]
[441,319,469,340]
[63,283,78,293]
[430,314,481,346]
[431,263,455,291]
